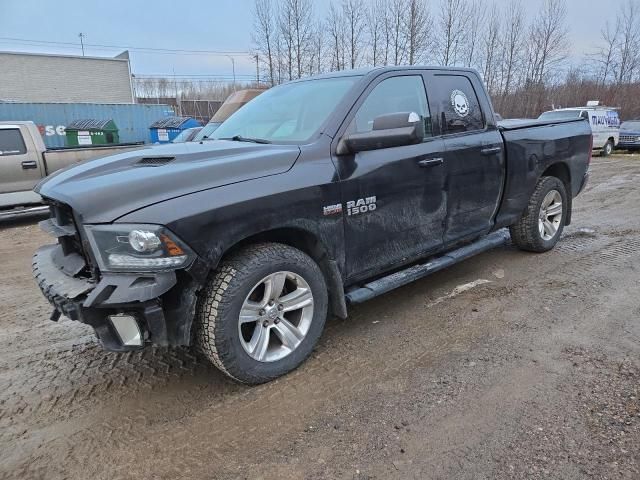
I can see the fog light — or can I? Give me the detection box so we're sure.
[109,314,143,347]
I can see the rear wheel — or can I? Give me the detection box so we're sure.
[510,176,568,253]
[195,243,328,384]
[601,139,613,157]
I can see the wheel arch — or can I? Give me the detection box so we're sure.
[221,227,348,319]
[540,161,572,225]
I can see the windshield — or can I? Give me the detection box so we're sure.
[194,122,222,141]
[621,120,640,131]
[538,110,581,120]
[211,76,360,143]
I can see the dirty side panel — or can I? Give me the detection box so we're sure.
[494,121,591,229]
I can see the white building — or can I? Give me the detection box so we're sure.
[0,50,134,103]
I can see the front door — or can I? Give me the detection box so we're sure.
[428,73,504,244]
[334,74,447,282]
[0,126,43,194]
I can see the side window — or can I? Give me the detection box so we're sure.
[431,75,484,134]
[580,111,589,120]
[0,129,27,157]
[350,75,433,138]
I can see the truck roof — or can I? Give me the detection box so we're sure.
[288,65,481,83]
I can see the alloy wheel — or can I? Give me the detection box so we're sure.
[538,190,563,241]
[238,271,314,362]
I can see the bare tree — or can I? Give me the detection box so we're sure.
[293,0,315,79]
[500,0,525,97]
[342,0,367,69]
[389,0,408,65]
[463,0,486,68]
[252,0,277,86]
[405,0,432,65]
[437,0,467,66]
[381,0,394,65]
[279,3,295,80]
[366,0,388,66]
[481,2,501,94]
[279,0,314,80]
[614,0,640,84]
[309,21,325,75]
[526,0,569,85]
[327,2,347,70]
[592,21,621,86]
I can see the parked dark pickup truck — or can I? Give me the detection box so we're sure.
[33,67,591,384]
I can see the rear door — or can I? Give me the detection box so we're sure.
[427,72,504,244]
[335,73,447,282]
[0,125,44,194]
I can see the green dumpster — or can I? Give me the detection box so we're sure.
[65,119,119,146]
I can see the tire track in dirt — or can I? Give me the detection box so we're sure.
[9,228,637,479]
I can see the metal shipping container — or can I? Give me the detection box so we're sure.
[0,102,175,148]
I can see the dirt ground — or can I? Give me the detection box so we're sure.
[1,155,639,480]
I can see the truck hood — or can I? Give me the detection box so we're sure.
[36,140,300,223]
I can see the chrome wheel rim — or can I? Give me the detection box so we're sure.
[538,190,563,241]
[238,271,314,362]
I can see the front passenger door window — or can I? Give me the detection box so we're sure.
[349,75,433,137]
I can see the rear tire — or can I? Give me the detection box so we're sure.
[509,176,568,253]
[601,139,613,157]
[195,243,328,384]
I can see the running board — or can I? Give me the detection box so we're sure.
[345,230,510,304]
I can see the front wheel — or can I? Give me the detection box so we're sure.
[510,176,568,253]
[195,243,328,384]
[601,139,613,157]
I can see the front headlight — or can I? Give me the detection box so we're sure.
[84,224,195,272]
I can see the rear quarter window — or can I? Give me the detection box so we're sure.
[0,129,27,156]
[430,75,484,134]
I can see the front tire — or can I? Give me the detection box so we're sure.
[195,243,328,384]
[601,139,613,157]
[510,176,568,253]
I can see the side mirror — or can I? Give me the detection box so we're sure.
[337,112,425,155]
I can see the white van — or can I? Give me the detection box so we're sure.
[538,102,620,156]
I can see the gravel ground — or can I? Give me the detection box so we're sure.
[0,155,639,479]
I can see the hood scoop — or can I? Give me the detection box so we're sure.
[136,156,175,167]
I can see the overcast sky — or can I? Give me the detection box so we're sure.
[0,0,630,80]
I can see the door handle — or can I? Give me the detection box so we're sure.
[21,160,38,170]
[481,146,502,156]
[417,157,444,168]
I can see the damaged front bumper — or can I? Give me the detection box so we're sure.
[33,244,198,351]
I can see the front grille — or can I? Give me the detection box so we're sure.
[620,135,639,143]
[50,203,78,254]
[42,200,92,278]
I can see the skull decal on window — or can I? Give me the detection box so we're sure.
[451,90,470,118]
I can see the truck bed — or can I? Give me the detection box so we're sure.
[494,117,592,230]
[498,117,586,130]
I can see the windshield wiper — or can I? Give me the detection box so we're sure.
[221,135,272,144]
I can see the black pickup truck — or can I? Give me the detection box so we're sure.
[33,67,591,384]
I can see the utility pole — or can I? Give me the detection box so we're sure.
[226,55,236,91]
[78,32,85,56]
[255,54,260,85]
[173,67,180,115]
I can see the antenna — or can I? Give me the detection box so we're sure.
[78,33,85,56]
